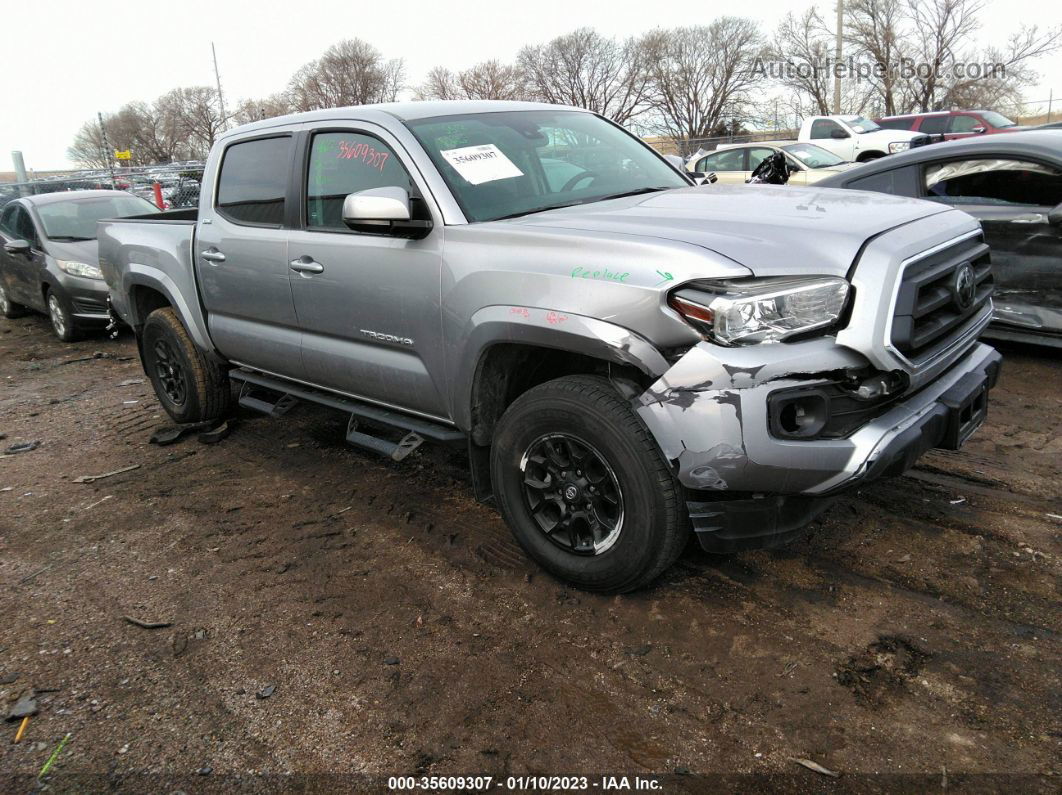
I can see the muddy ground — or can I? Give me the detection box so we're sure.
[0,312,1058,792]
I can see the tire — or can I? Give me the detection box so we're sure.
[141,307,233,424]
[0,282,26,319]
[46,288,83,342]
[490,375,687,593]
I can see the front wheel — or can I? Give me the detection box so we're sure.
[490,375,687,593]
[141,307,233,423]
[47,289,82,342]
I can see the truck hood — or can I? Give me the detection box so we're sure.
[508,185,953,277]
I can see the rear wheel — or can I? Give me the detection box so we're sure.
[490,375,687,593]
[0,283,26,319]
[46,289,82,342]
[141,307,232,423]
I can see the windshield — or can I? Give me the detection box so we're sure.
[781,143,847,168]
[979,111,1018,129]
[36,194,159,240]
[405,110,689,222]
[846,116,881,134]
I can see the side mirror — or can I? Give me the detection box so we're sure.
[3,239,30,255]
[830,128,850,139]
[342,187,431,239]
[1048,202,1062,227]
[972,126,986,134]
[787,163,802,174]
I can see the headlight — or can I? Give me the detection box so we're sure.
[888,141,910,153]
[56,260,104,280]
[669,277,850,345]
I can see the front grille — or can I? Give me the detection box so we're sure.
[72,297,108,314]
[891,235,993,362]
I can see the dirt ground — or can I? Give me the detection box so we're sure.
[0,312,1058,792]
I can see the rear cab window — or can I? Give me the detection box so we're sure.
[216,136,293,226]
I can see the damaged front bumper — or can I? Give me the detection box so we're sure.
[635,338,1002,553]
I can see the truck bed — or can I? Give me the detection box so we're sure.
[97,210,213,352]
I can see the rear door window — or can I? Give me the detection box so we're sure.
[700,149,746,172]
[216,136,292,226]
[917,116,947,135]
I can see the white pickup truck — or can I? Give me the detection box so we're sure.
[798,115,930,162]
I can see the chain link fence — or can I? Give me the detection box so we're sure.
[643,130,800,160]
[0,164,205,211]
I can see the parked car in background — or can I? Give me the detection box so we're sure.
[816,130,1062,347]
[687,142,858,185]
[100,100,1001,592]
[0,190,159,340]
[797,115,930,162]
[876,110,1026,141]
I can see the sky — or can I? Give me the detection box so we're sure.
[3,0,1061,171]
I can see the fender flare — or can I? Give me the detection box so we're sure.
[449,305,670,431]
[121,266,215,354]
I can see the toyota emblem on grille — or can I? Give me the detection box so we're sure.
[952,263,976,310]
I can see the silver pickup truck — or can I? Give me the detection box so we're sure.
[99,100,1001,592]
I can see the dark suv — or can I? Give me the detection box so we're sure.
[876,110,1025,141]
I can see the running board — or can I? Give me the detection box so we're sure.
[229,368,463,461]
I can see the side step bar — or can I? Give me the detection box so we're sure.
[229,368,464,461]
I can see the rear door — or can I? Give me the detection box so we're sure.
[285,123,449,419]
[921,156,1062,332]
[195,132,304,378]
[696,148,748,184]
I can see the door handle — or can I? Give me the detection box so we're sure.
[200,249,226,263]
[290,257,324,274]
[1010,215,1046,224]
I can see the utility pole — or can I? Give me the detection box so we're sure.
[212,42,227,131]
[97,112,117,189]
[833,0,844,114]
[1048,89,1054,123]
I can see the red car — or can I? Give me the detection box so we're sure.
[875,110,1026,141]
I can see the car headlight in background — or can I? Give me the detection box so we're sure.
[56,260,104,280]
[669,277,850,345]
[888,142,911,153]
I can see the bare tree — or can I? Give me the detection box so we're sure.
[67,119,112,169]
[643,20,767,151]
[841,0,1061,115]
[518,28,652,124]
[844,0,909,115]
[288,39,405,111]
[156,87,228,157]
[233,93,295,125]
[416,60,527,101]
[770,9,875,118]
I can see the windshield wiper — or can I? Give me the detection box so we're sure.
[48,235,94,242]
[594,186,672,202]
